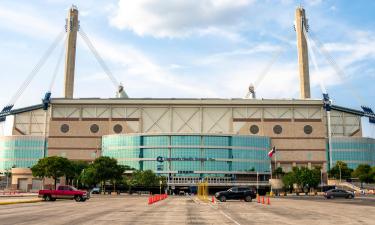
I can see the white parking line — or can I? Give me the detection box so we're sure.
[219,210,241,225]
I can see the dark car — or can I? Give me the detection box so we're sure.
[91,187,101,194]
[215,187,256,202]
[324,189,354,199]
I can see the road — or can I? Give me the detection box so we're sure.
[0,195,373,224]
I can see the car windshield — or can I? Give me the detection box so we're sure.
[70,187,78,191]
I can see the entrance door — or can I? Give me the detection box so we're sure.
[18,179,28,192]
[32,179,42,190]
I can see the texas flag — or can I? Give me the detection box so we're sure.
[268,146,276,158]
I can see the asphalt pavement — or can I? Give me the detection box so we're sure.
[0,195,373,225]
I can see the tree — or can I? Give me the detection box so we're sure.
[31,156,71,189]
[273,167,284,179]
[65,160,89,186]
[131,170,159,187]
[305,167,321,192]
[90,156,126,193]
[328,161,352,180]
[282,172,296,193]
[352,164,373,187]
[282,166,321,194]
[80,166,99,188]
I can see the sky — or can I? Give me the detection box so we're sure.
[0,0,374,137]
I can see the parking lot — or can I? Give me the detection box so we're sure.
[0,195,374,225]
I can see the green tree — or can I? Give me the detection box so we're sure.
[282,172,296,193]
[132,170,159,187]
[305,167,321,192]
[328,161,352,180]
[110,164,127,192]
[352,164,373,187]
[273,167,284,179]
[371,167,375,182]
[90,156,126,193]
[80,166,99,188]
[31,156,71,189]
[65,160,89,186]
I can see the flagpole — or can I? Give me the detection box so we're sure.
[275,152,277,172]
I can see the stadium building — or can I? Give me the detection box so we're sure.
[0,6,374,191]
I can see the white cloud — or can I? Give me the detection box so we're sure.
[76,31,220,97]
[0,5,60,39]
[109,0,255,38]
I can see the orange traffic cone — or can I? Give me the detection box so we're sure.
[267,196,270,205]
[257,195,260,203]
[212,196,215,203]
[262,196,265,204]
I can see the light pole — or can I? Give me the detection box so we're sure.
[339,164,342,185]
[159,180,162,195]
[5,168,10,189]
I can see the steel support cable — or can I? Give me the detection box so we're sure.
[307,30,366,105]
[245,47,285,98]
[245,30,297,99]
[302,27,327,94]
[78,28,119,89]
[49,34,67,92]
[8,29,65,106]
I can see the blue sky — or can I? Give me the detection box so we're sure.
[0,0,374,137]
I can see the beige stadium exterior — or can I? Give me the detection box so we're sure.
[11,98,362,175]
[2,6,371,191]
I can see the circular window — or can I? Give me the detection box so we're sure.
[60,124,69,133]
[249,125,259,134]
[273,125,282,134]
[90,124,99,133]
[113,124,123,134]
[304,125,313,134]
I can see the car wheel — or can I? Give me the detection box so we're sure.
[245,196,252,202]
[330,196,334,199]
[220,196,226,202]
[51,198,56,201]
[45,195,52,201]
[75,195,82,202]
[347,195,353,199]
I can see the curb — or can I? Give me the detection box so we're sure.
[0,199,42,205]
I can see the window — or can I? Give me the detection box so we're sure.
[250,125,259,134]
[60,124,69,133]
[273,125,282,134]
[304,125,313,134]
[113,124,123,134]
[90,124,99,133]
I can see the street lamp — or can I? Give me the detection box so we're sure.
[159,180,162,195]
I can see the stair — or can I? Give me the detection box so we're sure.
[338,182,362,192]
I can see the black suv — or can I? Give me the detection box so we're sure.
[215,187,256,202]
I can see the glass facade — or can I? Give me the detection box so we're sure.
[102,134,271,177]
[329,137,375,169]
[0,136,46,172]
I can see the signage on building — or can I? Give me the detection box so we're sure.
[156,157,216,162]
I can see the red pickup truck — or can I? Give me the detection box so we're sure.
[38,185,90,202]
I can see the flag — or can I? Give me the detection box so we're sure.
[268,146,276,158]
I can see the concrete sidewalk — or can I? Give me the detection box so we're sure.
[0,193,38,198]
